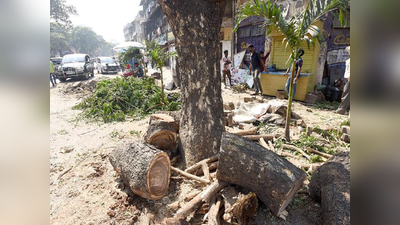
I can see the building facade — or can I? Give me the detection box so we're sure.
[123,10,144,42]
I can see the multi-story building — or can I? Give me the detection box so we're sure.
[123,10,144,42]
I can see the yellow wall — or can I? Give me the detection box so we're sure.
[261,21,324,100]
[221,28,233,41]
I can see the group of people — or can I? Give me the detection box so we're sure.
[221,45,350,115]
[221,45,301,97]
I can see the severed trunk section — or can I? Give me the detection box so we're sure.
[109,140,171,200]
[158,0,227,167]
[144,118,179,152]
[309,151,350,225]
[216,133,307,217]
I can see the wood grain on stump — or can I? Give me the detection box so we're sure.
[216,133,307,217]
[109,140,171,200]
[144,120,178,152]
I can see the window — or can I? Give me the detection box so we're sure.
[251,25,264,37]
[238,28,250,38]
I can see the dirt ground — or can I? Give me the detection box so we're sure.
[50,70,349,225]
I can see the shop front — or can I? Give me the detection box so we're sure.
[260,20,324,101]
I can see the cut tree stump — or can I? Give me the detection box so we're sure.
[217,133,307,217]
[221,186,258,225]
[309,152,350,225]
[144,119,179,152]
[109,140,171,200]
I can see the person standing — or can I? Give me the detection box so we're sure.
[143,55,149,68]
[335,46,350,114]
[221,50,232,88]
[50,60,56,87]
[260,51,270,72]
[248,44,265,95]
[284,48,304,99]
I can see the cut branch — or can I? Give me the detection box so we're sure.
[307,147,333,158]
[229,127,258,136]
[174,180,228,220]
[171,166,210,184]
[282,144,310,160]
[244,134,279,141]
[185,155,218,174]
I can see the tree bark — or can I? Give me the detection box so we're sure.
[109,140,171,200]
[309,151,350,225]
[158,0,227,167]
[143,120,179,152]
[216,133,307,217]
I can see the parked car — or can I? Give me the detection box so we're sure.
[95,57,119,74]
[56,54,94,82]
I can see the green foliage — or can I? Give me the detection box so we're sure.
[50,24,114,57]
[313,101,340,110]
[50,0,78,26]
[73,76,181,123]
[145,40,177,104]
[119,47,143,66]
[309,154,325,163]
[341,119,350,127]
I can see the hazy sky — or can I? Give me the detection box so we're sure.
[66,0,142,44]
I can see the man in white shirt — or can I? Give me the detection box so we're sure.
[336,46,350,114]
[221,50,232,88]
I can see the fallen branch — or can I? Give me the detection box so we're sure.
[258,138,270,150]
[196,161,218,176]
[268,141,275,152]
[306,147,333,158]
[244,134,279,141]
[301,163,323,171]
[171,166,210,184]
[282,144,310,160]
[208,195,223,225]
[174,180,228,220]
[229,127,258,136]
[280,152,296,158]
[201,162,210,182]
[185,155,219,174]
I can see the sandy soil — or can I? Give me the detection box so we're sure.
[50,69,349,225]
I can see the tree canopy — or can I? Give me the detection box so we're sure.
[50,0,78,26]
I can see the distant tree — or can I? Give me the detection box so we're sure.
[50,22,70,57]
[50,0,77,26]
[70,26,101,56]
[146,40,177,104]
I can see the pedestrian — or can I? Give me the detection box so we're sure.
[335,46,350,114]
[260,50,270,72]
[221,50,232,88]
[133,62,144,78]
[50,60,56,87]
[144,55,149,68]
[283,48,304,99]
[248,44,265,95]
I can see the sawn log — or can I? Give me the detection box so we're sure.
[216,133,307,217]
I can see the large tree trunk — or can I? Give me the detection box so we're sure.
[216,133,307,217]
[309,151,350,225]
[158,0,227,167]
[109,140,171,200]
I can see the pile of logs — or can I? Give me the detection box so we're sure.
[108,110,349,224]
